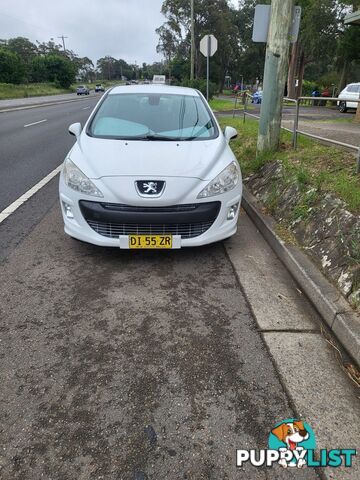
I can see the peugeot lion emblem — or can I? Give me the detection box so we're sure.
[136,180,165,197]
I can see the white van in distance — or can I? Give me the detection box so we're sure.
[152,75,166,84]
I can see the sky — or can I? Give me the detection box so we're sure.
[0,0,167,66]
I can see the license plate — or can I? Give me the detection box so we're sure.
[129,235,172,249]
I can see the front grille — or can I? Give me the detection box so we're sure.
[79,200,221,240]
[101,203,197,213]
[87,220,214,239]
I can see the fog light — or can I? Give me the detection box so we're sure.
[227,202,239,220]
[63,202,74,219]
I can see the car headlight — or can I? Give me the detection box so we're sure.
[63,158,103,197]
[197,161,239,198]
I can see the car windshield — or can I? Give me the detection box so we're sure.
[88,92,218,140]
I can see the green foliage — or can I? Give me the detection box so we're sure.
[267,182,281,215]
[159,0,240,89]
[296,169,311,190]
[29,56,48,82]
[0,48,25,84]
[231,0,267,84]
[6,37,38,63]
[217,116,360,213]
[44,55,76,88]
[180,78,217,98]
[0,82,72,100]
[209,98,237,111]
[290,189,319,223]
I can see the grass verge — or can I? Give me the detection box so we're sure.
[218,116,360,213]
[0,82,72,99]
[0,80,119,100]
[209,98,237,111]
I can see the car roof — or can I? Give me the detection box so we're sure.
[109,84,200,97]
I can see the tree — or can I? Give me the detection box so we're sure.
[29,56,48,82]
[44,55,76,88]
[287,0,344,97]
[335,1,360,90]
[75,56,95,81]
[36,39,63,56]
[0,48,25,83]
[96,56,117,80]
[6,37,37,63]
[232,0,268,86]
[336,25,360,90]
[156,24,179,80]
[157,0,239,90]
[4,37,38,82]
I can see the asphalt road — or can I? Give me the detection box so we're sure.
[0,95,99,211]
[0,98,358,479]
[0,184,320,480]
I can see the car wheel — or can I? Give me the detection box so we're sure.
[339,101,347,113]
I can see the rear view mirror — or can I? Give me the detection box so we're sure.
[69,122,81,138]
[224,126,238,143]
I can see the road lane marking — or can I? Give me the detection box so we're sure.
[24,119,47,128]
[0,165,62,224]
[82,106,91,110]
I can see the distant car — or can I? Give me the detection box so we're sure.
[95,84,105,93]
[337,82,360,113]
[130,80,138,85]
[76,85,90,95]
[59,85,242,248]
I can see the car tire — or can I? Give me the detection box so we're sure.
[339,101,347,113]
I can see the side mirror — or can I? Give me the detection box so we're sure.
[69,122,82,138]
[224,126,237,143]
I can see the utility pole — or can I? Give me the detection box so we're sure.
[257,0,294,153]
[190,0,195,80]
[58,35,68,51]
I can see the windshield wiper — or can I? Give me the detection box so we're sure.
[133,134,181,141]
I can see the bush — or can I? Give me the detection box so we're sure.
[44,55,76,89]
[180,78,217,99]
[0,49,25,84]
[29,56,48,83]
[301,80,316,97]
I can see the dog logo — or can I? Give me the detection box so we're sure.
[268,419,315,468]
[135,180,165,197]
[237,419,356,469]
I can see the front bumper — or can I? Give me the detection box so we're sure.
[59,176,242,248]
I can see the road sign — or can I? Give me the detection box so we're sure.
[200,35,218,57]
[200,35,218,101]
[252,5,301,43]
[252,5,271,43]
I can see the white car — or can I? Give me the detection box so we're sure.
[59,85,242,249]
[337,82,360,112]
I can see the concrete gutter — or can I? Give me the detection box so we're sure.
[241,186,360,366]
